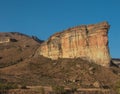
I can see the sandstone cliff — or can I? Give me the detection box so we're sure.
[38,22,111,67]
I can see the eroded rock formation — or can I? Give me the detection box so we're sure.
[38,22,111,67]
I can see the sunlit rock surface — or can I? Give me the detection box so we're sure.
[38,22,111,67]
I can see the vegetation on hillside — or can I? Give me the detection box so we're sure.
[0,32,120,94]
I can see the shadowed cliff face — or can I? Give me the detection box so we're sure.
[38,22,111,67]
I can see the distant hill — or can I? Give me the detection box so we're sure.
[112,58,120,67]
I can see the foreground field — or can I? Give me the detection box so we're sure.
[0,85,113,94]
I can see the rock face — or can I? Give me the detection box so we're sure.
[38,22,111,67]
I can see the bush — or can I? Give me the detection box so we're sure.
[0,83,17,94]
[52,85,65,94]
[0,57,2,59]
[0,83,17,90]
[20,84,27,89]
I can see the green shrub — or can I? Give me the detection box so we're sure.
[52,85,65,94]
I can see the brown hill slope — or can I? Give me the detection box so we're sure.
[0,32,41,68]
[0,32,120,91]
[0,55,120,88]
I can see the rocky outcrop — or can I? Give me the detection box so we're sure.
[0,37,10,43]
[38,22,111,67]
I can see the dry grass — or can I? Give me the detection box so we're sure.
[0,32,120,94]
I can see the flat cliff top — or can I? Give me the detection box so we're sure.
[49,21,109,39]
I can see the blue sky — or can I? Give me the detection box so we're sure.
[0,0,120,58]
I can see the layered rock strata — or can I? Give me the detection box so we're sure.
[38,22,111,67]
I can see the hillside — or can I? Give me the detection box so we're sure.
[0,32,120,94]
[0,32,41,68]
[1,56,119,87]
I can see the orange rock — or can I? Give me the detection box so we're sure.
[38,22,111,67]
